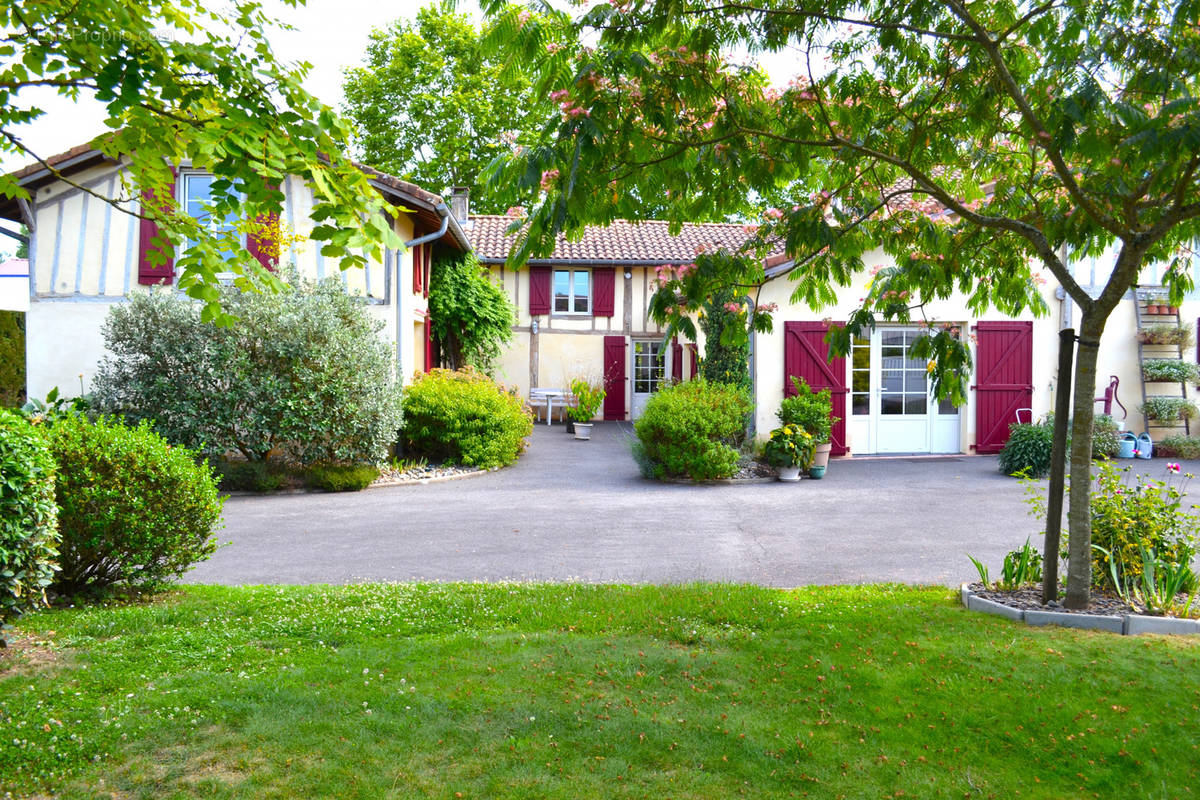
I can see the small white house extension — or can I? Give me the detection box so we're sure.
[469,204,1197,457]
[0,143,469,399]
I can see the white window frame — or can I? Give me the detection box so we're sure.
[177,170,244,284]
[553,268,591,315]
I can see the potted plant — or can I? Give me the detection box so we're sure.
[568,378,606,440]
[762,424,815,482]
[1141,397,1199,422]
[1142,358,1200,384]
[779,377,840,478]
[1138,325,1194,347]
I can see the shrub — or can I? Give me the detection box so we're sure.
[1087,460,1198,595]
[1142,358,1200,384]
[402,368,533,468]
[305,463,380,492]
[779,377,838,444]
[634,379,753,480]
[212,458,290,493]
[92,272,403,466]
[998,420,1054,478]
[44,413,223,594]
[1046,412,1120,460]
[1141,397,1198,421]
[1158,434,1200,460]
[0,410,58,643]
[0,310,24,407]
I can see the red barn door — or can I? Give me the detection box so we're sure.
[973,321,1033,454]
[783,321,848,455]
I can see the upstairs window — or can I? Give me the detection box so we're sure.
[179,171,243,261]
[553,269,590,314]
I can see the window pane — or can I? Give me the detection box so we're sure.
[573,270,589,313]
[881,395,903,415]
[938,397,958,415]
[852,370,870,392]
[881,370,903,392]
[852,346,870,371]
[904,395,927,415]
[554,271,570,312]
[882,331,905,347]
[852,393,869,415]
[905,370,928,392]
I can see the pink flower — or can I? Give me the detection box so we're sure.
[546,42,562,54]
[764,207,784,220]
[539,169,560,190]
[1168,462,1181,474]
[549,89,570,102]
[518,9,532,24]
[724,302,742,313]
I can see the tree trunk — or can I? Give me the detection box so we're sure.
[1043,327,1074,603]
[1064,314,1105,608]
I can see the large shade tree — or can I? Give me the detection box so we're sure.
[1,0,401,322]
[342,3,552,214]
[483,0,1200,608]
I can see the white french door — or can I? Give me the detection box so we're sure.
[848,328,962,454]
[631,339,667,419]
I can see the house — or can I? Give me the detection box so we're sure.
[0,143,469,400]
[466,201,1197,457]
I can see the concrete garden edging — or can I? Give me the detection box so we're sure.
[960,584,1200,636]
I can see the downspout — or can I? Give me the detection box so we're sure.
[397,203,453,380]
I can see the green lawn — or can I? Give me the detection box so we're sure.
[2,583,1198,799]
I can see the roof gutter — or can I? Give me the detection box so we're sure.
[403,201,471,252]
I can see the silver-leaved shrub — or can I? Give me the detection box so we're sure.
[92,271,403,466]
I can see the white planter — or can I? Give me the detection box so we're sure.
[574,422,593,440]
[778,465,801,482]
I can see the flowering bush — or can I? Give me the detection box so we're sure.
[1088,460,1199,594]
[762,424,814,468]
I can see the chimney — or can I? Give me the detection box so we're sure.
[449,187,470,226]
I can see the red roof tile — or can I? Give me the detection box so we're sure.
[469,215,771,264]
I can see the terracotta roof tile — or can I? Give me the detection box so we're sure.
[469,215,771,264]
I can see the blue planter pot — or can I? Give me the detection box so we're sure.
[808,465,827,479]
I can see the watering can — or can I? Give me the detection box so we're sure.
[1118,432,1137,459]
[1136,432,1153,459]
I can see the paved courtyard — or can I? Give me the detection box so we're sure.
[184,422,1190,587]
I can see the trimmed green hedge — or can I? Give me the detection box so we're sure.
[633,379,753,481]
[401,369,533,469]
[45,414,223,594]
[0,409,58,642]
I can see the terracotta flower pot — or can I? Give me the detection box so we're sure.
[811,442,832,470]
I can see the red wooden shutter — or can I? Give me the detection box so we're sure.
[423,242,432,299]
[137,170,177,285]
[974,320,1033,454]
[603,335,627,420]
[592,267,615,316]
[687,343,698,381]
[246,180,280,271]
[783,321,849,455]
[411,243,424,295]
[671,337,683,382]
[529,266,551,315]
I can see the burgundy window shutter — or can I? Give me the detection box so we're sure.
[592,267,615,316]
[688,343,698,380]
[973,321,1033,454]
[783,321,849,455]
[137,170,177,285]
[671,337,683,382]
[603,335,627,420]
[423,242,432,299]
[529,266,551,315]
[246,180,281,271]
[412,243,424,295]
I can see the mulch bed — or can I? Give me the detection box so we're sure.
[969,582,1138,616]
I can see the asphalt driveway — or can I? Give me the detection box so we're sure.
[184,422,1189,587]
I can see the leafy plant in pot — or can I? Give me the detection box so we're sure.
[568,378,606,440]
[762,424,815,482]
[779,377,839,478]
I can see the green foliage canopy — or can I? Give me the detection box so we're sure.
[1,0,401,322]
[482,0,1200,606]
[342,4,551,214]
